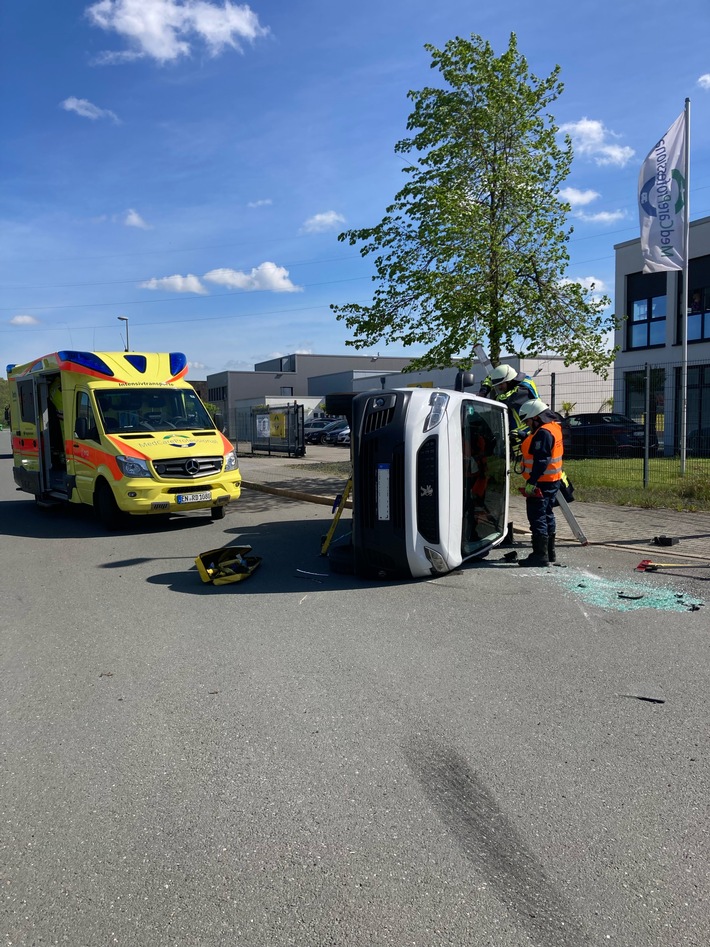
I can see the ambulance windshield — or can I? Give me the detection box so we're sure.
[95,387,215,435]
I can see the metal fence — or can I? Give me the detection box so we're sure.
[249,403,305,456]
[539,354,710,487]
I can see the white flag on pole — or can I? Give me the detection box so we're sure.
[638,111,687,273]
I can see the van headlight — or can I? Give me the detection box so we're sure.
[423,392,449,431]
[224,449,238,471]
[424,547,449,574]
[116,455,152,478]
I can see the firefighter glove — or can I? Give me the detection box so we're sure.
[524,481,539,496]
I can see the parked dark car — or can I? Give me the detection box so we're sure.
[303,418,336,435]
[688,427,710,457]
[561,413,659,459]
[305,418,347,445]
[323,423,350,445]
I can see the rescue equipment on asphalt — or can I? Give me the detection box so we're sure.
[635,558,710,573]
[196,546,262,585]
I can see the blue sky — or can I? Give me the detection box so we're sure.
[3,0,710,378]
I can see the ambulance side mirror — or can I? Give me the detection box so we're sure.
[75,416,88,440]
[213,412,225,433]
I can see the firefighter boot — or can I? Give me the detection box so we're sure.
[518,534,550,567]
[547,534,557,563]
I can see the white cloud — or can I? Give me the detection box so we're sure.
[300,210,346,234]
[247,198,272,208]
[576,209,627,225]
[203,262,302,293]
[188,360,206,370]
[60,96,119,123]
[124,208,151,229]
[562,275,607,296]
[559,118,635,167]
[698,74,710,90]
[10,314,40,326]
[558,187,600,207]
[86,0,269,65]
[140,274,207,293]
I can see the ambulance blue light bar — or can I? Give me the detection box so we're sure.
[169,353,188,376]
[58,351,115,376]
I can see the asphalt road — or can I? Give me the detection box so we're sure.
[1,438,709,947]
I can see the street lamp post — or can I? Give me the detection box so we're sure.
[117,316,129,352]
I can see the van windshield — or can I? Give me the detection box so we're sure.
[94,387,215,435]
[461,401,508,558]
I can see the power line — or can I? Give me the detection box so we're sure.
[2,252,363,292]
[0,298,374,334]
[0,275,373,314]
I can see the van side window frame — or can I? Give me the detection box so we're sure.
[76,390,99,442]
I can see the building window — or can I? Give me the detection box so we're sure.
[280,386,293,397]
[686,286,710,342]
[624,368,666,449]
[679,254,710,343]
[675,363,710,453]
[626,271,667,350]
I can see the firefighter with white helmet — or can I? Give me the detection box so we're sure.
[516,397,564,567]
[478,363,540,450]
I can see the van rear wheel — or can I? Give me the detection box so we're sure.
[95,481,124,530]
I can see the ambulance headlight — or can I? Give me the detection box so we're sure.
[424,547,449,574]
[116,455,152,478]
[224,449,238,471]
[423,392,449,431]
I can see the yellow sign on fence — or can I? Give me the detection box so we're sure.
[270,412,286,438]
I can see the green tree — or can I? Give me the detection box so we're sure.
[332,33,616,374]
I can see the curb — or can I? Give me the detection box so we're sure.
[241,480,353,509]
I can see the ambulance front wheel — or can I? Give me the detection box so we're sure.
[95,480,124,531]
[210,505,226,521]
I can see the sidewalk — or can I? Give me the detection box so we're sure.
[237,444,710,563]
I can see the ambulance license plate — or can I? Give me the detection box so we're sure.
[177,491,211,504]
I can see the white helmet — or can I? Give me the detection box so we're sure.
[518,398,549,422]
[489,364,518,387]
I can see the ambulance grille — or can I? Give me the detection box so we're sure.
[152,456,223,478]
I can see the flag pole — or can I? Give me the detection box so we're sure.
[680,96,691,475]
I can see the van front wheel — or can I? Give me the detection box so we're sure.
[210,505,226,521]
[95,481,124,531]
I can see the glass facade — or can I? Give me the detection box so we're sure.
[626,272,667,350]
[675,363,710,454]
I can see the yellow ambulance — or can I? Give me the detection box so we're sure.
[7,350,241,529]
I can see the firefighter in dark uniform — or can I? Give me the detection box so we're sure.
[478,364,539,455]
[516,398,563,567]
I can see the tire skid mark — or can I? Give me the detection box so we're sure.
[402,734,594,947]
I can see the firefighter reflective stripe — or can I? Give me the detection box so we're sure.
[496,378,538,403]
[521,422,563,481]
[497,378,539,437]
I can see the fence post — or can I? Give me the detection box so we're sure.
[550,373,556,413]
[643,362,650,489]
